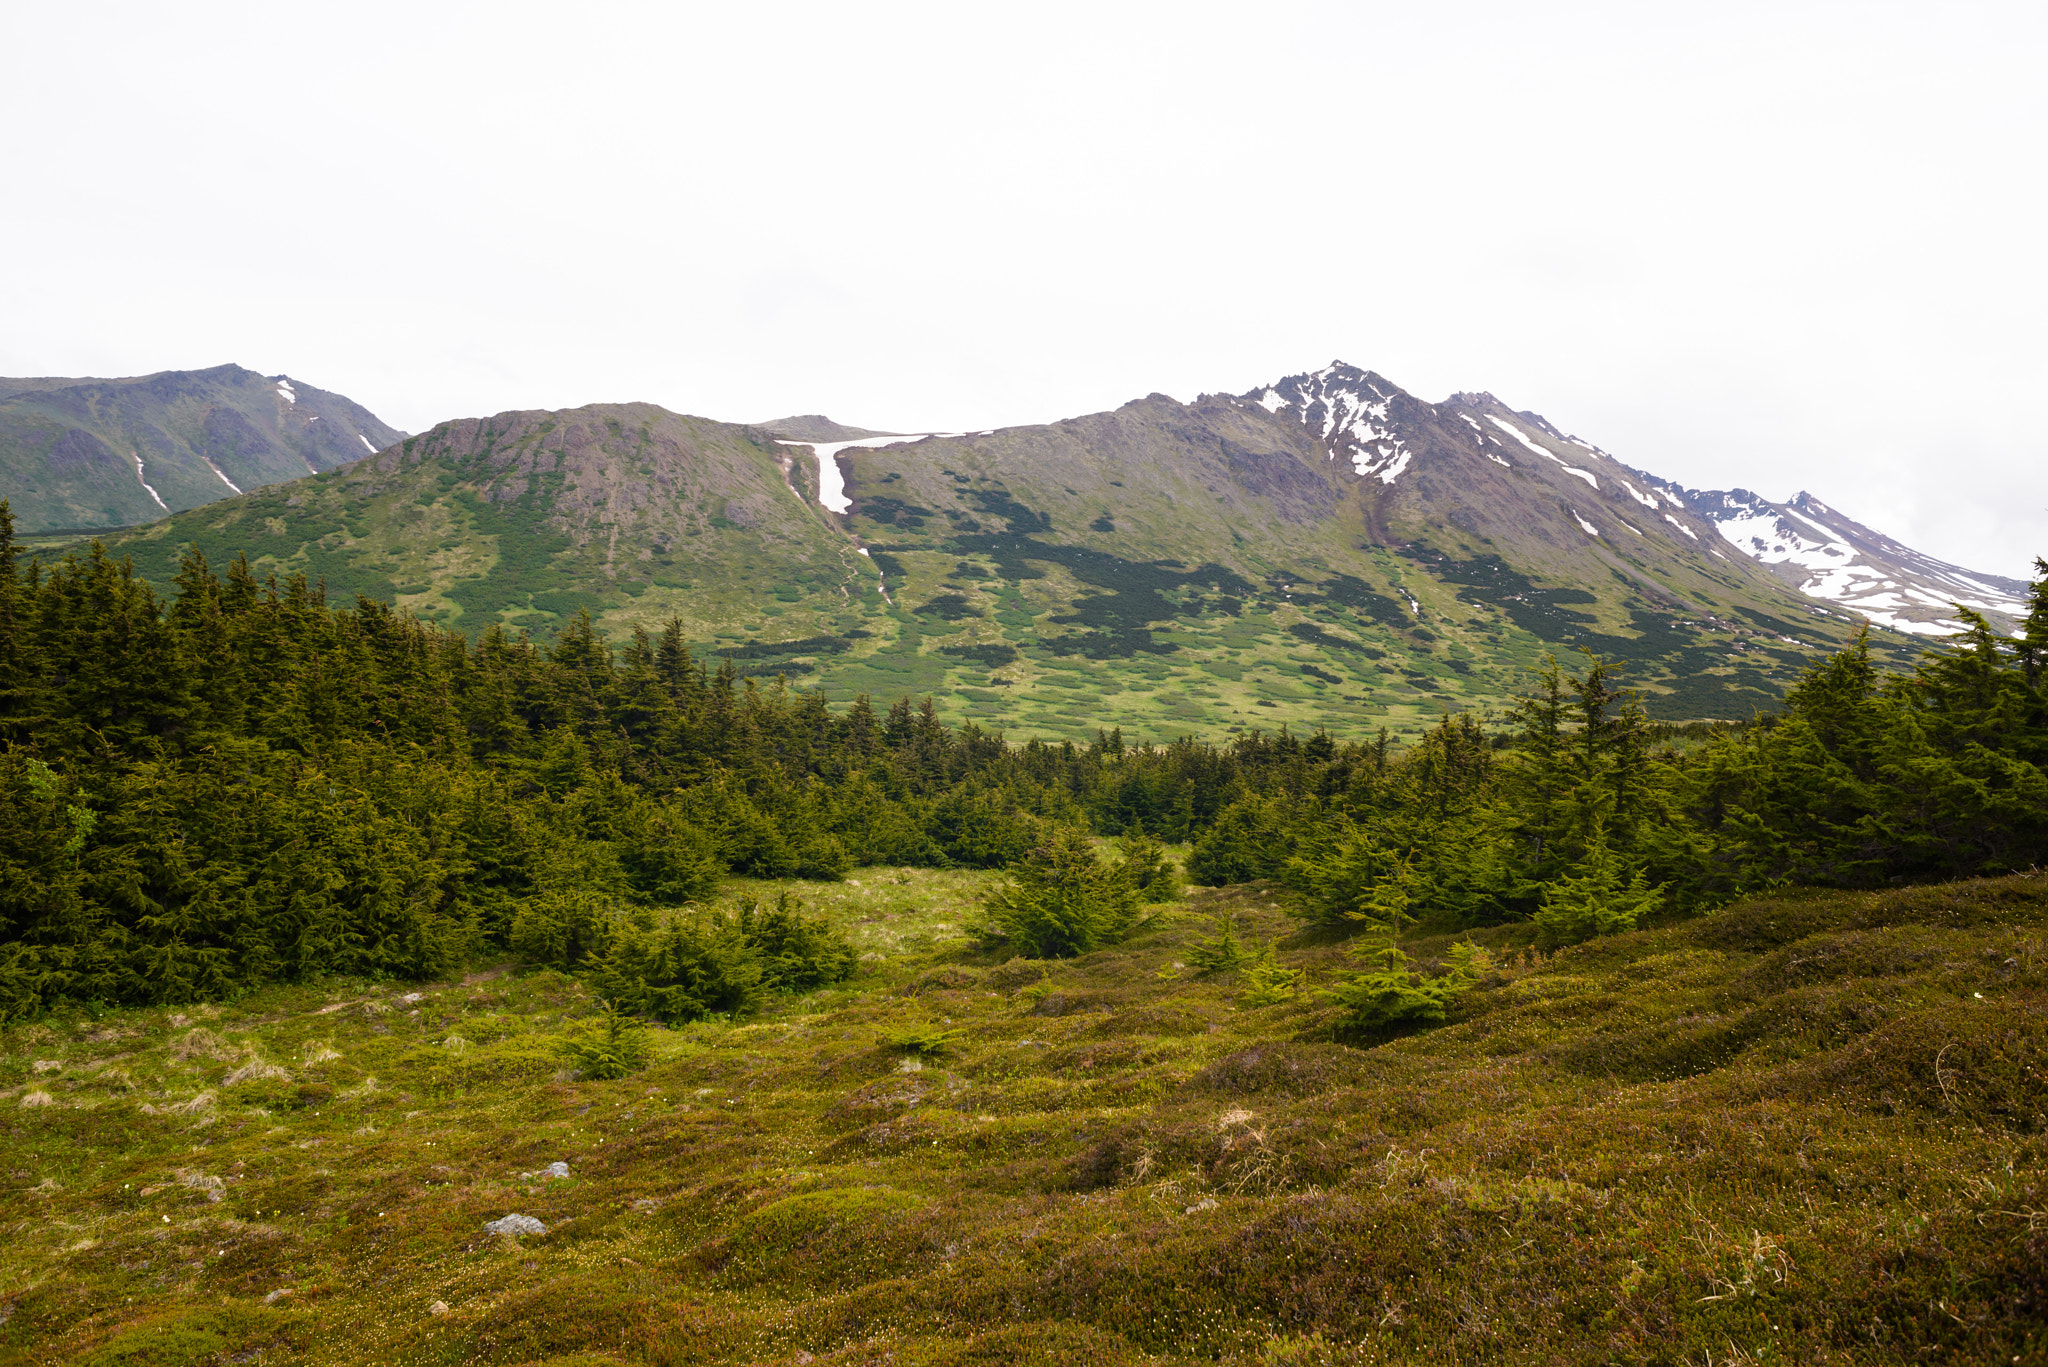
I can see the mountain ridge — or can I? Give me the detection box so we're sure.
[0,363,406,532]
[1660,482,2029,635]
[60,361,1983,737]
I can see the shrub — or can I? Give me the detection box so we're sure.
[1322,934,1490,1037]
[1239,940,1302,1007]
[1117,823,1183,904]
[559,1001,652,1080]
[617,807,721,905]
[735,891,858,992]
[886,1024,966,1056]
[1281,824,1412,928]
[509,890,618,968]
[1186,915,1248,976]
[977,825,1149,959]
[590,913,763,1023]
[1185,795,1290,886]
[1535,826,1663,948]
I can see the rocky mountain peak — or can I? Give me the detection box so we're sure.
[1237,361,1422,485]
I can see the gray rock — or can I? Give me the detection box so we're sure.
[483,1213,547,1237]
[543,1161,570,1179]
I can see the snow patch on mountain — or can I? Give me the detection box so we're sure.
[781,435,952,514]
[131,453,168,510]
[1243,361,1417,484]
[1489,416,1599,487]
[1688,488,2028,636]
[1241,360,2031,642]
[201,456,242,494]
[1619,479,1660,509]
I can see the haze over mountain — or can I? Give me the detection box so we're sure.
[0,364,406,532]
[72,362,2013,739]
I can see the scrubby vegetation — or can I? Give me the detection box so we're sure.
[3,870,2042,1364]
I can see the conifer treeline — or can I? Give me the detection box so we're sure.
[1,500,2043,1017]
[1216,573,2048,947]
[0,507,1325,1015]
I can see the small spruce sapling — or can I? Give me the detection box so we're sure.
[560,1000,651,1080]
[1321,929,1492,1035]
[886,1024,967,1057]
[1534,823,1662,948]
[977,825,1149,958]
[1187,914,1248,976]
[1317,867,1493,1036]
[1283,826,1415,929]
[1238,940,1302,1008]
[1117,823,1183,904]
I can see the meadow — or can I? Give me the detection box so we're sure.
[3,866,2041,1365]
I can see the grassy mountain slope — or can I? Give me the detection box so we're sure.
[83,367,1928,740]
[0,365,406,533]
[4,868,2041,1364]
[97,403,875,639]
[819,372,1917,734]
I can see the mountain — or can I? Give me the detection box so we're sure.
[77,363,1949,740]
[0,363,406,533]
[1655,485,2031,636]
[808,365,1926,733]
[757,415,906,443]
[95,403,857,631]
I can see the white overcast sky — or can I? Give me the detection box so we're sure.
[4,0,2044,577]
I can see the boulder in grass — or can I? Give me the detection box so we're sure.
[483,1213,547,1237]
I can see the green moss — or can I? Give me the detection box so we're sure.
[6,858,2044,1363]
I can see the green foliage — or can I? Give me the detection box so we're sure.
[559,999,652,1079]
[1115,823,1182,903]
[978,826,1148,959]
[590,913,764,1023]
[885,1023,966,1056]
[1281,825,1415,929]
[735,890,858,992]
[76,1304,306,1367]
[1320,929,1491,1036]
[1237,939,1301,1007]
[1185,794,1294,886]
[2,491,2044,1025]
[1533,824,1664,947]
[1186,914,1248,976]
[509,890,617,969]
